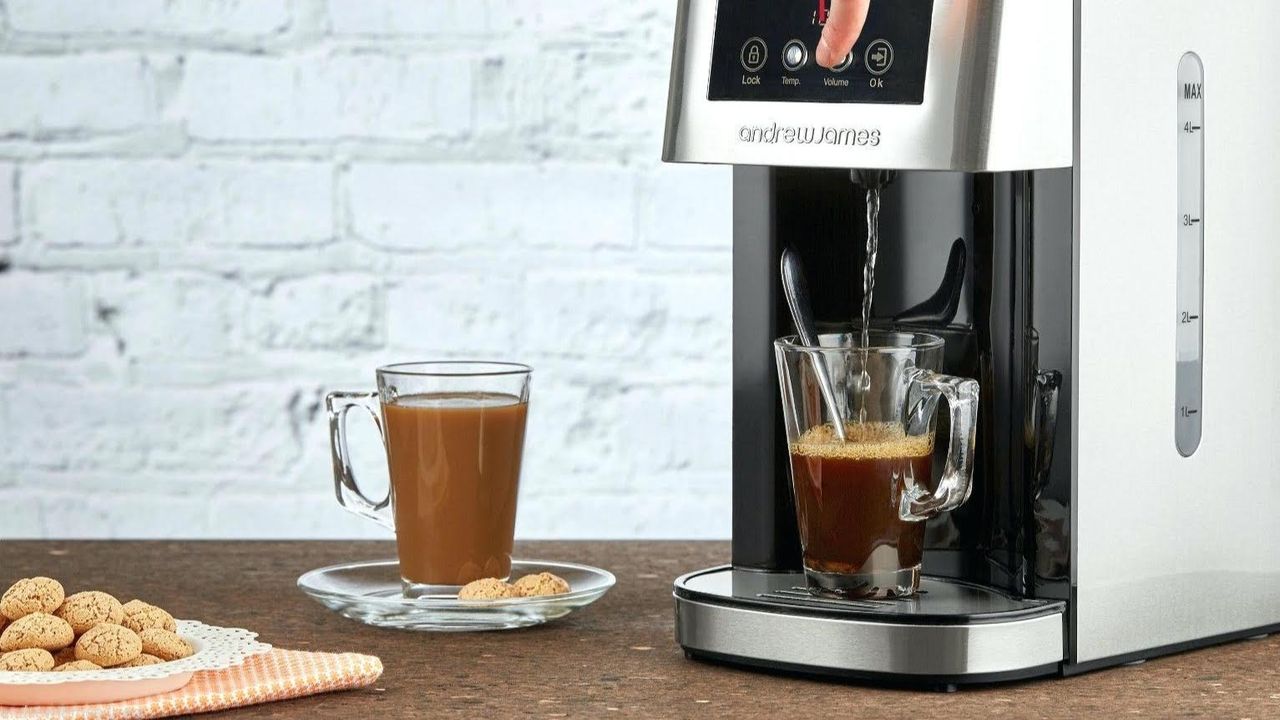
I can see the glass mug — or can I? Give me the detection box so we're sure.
[326,361,531,596]
[774,331,978,599]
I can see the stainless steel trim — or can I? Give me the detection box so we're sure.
[676,594,1064,677]
[663,0,1073,171]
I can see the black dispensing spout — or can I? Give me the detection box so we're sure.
[849,168,898,190]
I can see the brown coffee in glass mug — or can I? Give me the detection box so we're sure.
[775,331,978,599]
[326,362,531,595]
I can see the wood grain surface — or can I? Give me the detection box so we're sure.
[1,541,1277,719]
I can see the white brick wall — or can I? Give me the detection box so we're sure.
[7,0,292,37]
[0,163,16,245]
[0,272,88,357]
[0,54,158,137]
[24,160,334,248]
[0,0,733,540]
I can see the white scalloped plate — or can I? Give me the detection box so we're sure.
[0,620,272,707]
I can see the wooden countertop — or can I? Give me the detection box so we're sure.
[2,541,1277,718]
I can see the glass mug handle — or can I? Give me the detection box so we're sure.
[901,370,980,521]
[325,391,394,530]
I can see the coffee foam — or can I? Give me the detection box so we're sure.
[390,392,524,409]
[791,422,933,460]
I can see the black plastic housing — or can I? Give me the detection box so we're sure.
[730,166,1075,604]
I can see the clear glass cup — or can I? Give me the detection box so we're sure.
[774,330,979,599]
[326,361,531,597]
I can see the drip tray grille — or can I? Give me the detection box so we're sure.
[756,587,901,612]
[676,566,1064,625]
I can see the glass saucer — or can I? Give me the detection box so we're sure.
[297,559,616,631]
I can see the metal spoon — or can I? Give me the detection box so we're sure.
[780,248,846,442]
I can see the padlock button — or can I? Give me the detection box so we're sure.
[740,37,767,73]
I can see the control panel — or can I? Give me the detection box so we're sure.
[708,0,933,104]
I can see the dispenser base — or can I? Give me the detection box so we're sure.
[674,565,1066,684]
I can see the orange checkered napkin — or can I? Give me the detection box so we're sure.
[5,649,383,720]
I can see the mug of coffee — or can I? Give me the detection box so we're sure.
[774,331,978,599]
[326,362,531,595]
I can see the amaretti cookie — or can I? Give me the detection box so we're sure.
[120,600,177,634]
[0,613,75,652]
[56,591,125,636]
[1,578,65,620]
[138,628,194,661]
[0,648,55,672]
[458,577,522,600]
[512,572,571,597]
[75,623,142,667]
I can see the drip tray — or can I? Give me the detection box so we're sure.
[674,565,1066,683]
[680,565,1062,623]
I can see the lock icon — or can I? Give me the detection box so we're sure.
[741,38,767,71]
